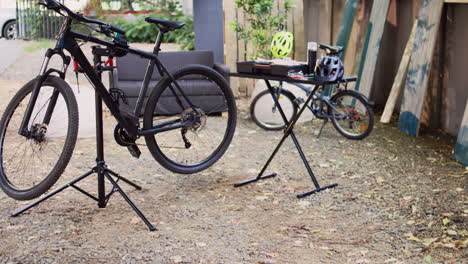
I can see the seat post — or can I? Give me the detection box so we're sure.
[152,30,165,55]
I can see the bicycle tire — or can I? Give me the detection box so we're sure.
[143,65,237,174]
[328,90,374,140]
[0,76,79,200]
[250,89,297,131]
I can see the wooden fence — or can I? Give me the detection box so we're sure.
[223,0,306,97]
[223,0,352,97]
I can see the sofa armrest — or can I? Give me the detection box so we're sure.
[213,63,230,86]
[109,68,119,89]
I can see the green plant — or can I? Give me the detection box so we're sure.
[103,1,194,50]
[106,15,194,50]
[231,0,293,60]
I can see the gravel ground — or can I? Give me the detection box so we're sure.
[0,41,466,264]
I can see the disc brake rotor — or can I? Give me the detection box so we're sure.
[181,108,207,132]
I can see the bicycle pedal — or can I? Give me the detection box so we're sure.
[294,97,305,105]
[127,144,141,158]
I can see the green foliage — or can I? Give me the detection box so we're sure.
[231,0,293,60]
[104,1,194,50]
[23,40,54,52]
[20,9,64,39]
[88,0,165,12]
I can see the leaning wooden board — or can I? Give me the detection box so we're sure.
[380,21,417,123]
[335,0,359,60]
[454,100,468,166]
[398,0,444,136]
[354,0,391,98]
[324,0,358,96]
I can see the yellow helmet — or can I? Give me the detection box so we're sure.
[271,31,294,58]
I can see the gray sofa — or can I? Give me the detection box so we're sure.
[110,50,230,116]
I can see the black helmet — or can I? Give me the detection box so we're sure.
[314,55,344,82]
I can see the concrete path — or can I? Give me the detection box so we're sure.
[0,40,25,74]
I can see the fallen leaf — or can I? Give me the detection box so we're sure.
[404,233,420,242]
[446,230,457,236]
[443,218,451,225]
[407,236,420,242]
[360,249,369,256]
[442,243,456,249]
[423,255,432,264]
[247,130,257,134]
[255,196,268,201]
[422,238,437,247]
[376,177,385,183]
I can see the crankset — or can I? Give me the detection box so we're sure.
[113,124,141,158]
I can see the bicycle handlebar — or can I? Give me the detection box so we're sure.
[41,0,126,35]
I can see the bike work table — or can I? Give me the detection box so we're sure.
[230,72,357,198]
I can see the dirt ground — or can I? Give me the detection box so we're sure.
[0,41,466,264]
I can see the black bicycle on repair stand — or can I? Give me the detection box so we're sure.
[0,0,236,230]
[250,45,374,140]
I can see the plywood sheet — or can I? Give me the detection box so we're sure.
[355,0,391,98]
[398,0,444,136]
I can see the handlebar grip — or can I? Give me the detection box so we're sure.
[109,25,126,35]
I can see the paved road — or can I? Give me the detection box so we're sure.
[0,39,25,74]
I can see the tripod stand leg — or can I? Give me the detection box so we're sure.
[104,172,156,231]
[11,170,95,217]
[106,169,142,190]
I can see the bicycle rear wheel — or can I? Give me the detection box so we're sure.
[0,76,79,200]
[250,89,297,131]
[143,65,237,174]
[328,90,374,140]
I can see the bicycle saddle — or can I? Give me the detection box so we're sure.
[319,44,343,55]
[145,17,185,31]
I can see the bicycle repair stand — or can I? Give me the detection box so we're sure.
[11,46,156,231]
[233,77,337,198]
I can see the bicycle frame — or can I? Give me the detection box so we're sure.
[19,17,198,140]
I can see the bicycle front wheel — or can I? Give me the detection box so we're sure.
[0,76,79,200]
[143,65,237,174]
[250,89,297,131]
[328,90,374,140]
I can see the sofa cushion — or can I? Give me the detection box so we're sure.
[119,79,224,98]
[117,50,214,81]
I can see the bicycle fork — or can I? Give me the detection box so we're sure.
[18,48,70,137]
